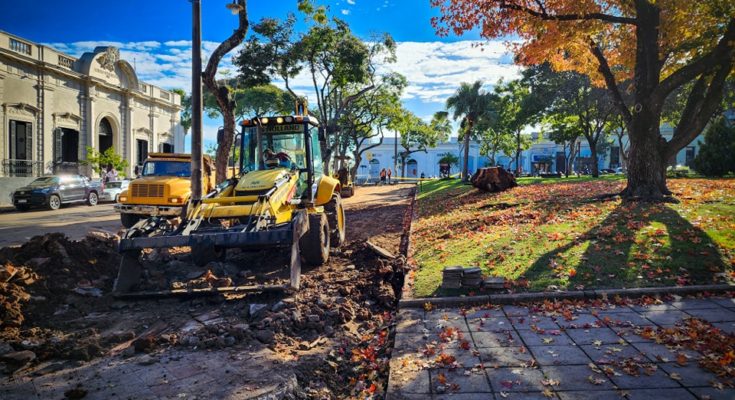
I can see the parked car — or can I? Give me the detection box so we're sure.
[12,175,101,211]
[600,168,616,174]
[100,180,130,202]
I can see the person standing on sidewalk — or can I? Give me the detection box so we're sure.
[379,168,386,185]
[387,168,392,184]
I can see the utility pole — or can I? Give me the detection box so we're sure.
[191,0,203,201]
[394,130,398,179]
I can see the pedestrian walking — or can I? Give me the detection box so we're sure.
[386,168,392,184]
[379,168,386,185]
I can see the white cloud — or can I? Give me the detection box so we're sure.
[47,38,520,125]
[341,9,350,15]
[347,0,356,4]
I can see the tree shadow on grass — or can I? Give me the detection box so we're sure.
[522,202,729,290]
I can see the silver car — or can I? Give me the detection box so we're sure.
[100,180,130,202]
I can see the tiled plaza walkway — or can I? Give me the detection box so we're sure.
[388,296,735,400]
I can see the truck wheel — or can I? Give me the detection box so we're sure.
[324,194,345,248]
[120,213,141,229]
[48,194,61,210]
[300,213,330,265]
[87,191,99,206]
[191,244,224,267]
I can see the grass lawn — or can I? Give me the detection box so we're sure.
[411,176,735,297]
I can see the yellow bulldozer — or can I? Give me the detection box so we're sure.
[114,114,346,294]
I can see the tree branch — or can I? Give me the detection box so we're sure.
[588,39,633,130]
[499,1,636,24]
[654,18,735,102]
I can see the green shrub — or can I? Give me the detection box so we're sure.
[692,117,735,177]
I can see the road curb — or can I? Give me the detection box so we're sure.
[399,184,419,300]
[398,284,735,309]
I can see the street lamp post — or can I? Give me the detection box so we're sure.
[191,0,203,201]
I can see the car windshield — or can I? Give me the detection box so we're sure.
[142,161,191,177]
[29,177,59,186]
[106,181,122,189]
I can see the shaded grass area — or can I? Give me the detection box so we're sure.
[412,177,735,297]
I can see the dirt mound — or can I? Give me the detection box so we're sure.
[0,232,120,364]
[471,167,517,192]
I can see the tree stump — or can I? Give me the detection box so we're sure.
[471,167,517,192]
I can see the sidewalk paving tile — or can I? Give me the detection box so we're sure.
[431,369,492,394]
[579,344,646,364]
[607,366,681,389]
[556,314,601,329]
[427,347,483,369]
[713,321,735,334]
[607,326,652,343]
[595,305,636,314]
[670,299,721,310]
[528,345,591,366]
[564,327,626,345]
[630,304,680,312]
[394,333,461,353]
[540,365,615,391]
[516,330,573,347]
[685,308,735,323]
[485,367,545,392]
[472,330,522,348]
[631,341,701,363]
[502,305,530,317]
[658,363,720,387]
[491,391,556,399]
[510,315,560,331]
[387,369,431,395]
[434,394,495,400]
[477,346,534,367]
[396,309,428,333]
[688,387,735,400]
[599,312,656,327]
[427,317,471,333]
[466,316,512,333]
[639,310,690,326]
[556,390,626,400]
[465,307,505,319]
[710,298,735,308]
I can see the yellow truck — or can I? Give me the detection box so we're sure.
[114,153,215,228]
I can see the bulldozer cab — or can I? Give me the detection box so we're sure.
[240,116,323,201]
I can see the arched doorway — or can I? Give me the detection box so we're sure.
[407,159,418,178]
[98,117,114,153]
[369,159,380,180]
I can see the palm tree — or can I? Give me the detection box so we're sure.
[446,81,490,181]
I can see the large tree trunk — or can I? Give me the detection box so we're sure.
[202,0,248,184]
[624,119,669,200]
[462,127,471,181]
[589,141,599,178]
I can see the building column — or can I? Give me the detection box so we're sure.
[41,82,55,174]
[123,93,134,177]
[80,83,96,176]
[0,72,5,173]
[149,108,158,152]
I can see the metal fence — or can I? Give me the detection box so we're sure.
[1,159,43,177]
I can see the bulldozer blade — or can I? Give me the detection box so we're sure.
[114,250,143,293]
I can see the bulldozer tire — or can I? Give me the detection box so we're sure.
[191,243,224,267]
[121,213,141,229]
[324,194,346,248]
[300,213,330,266]
[341,186,354,198]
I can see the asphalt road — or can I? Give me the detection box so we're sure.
[0,202,122,248]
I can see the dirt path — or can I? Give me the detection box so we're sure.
[0,184,415,399]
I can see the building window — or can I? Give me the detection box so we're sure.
[58,55,75,69]
[9,38,31,55]
[159,90,170,100]
[99,117,114,153]
[685,146,695,167]
[609,146,620,168]
[161,143,174,153]
[136,139,149,166]
[139,83,148,93]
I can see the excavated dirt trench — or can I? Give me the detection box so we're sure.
[0,184,415,399]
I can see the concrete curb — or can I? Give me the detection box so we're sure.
[398,284,735,309]
[399,184,419,299]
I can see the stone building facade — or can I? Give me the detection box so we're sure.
[0,30,184,179]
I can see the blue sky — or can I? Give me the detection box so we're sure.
[0,0,520,150]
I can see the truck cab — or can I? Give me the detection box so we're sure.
[114,153,214,228]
